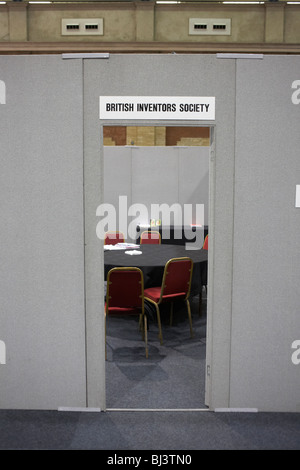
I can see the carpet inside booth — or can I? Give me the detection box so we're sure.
[105,293,208,410]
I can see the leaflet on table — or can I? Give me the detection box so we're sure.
[104,243,140,251]
[125,250,142,255]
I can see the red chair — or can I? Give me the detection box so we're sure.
[203,234,208,250]
[140,230,161,245]
[104,231,125,246]
[105,267,148,359]
[144,257,194,344]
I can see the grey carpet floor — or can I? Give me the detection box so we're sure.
[0,409,299,450]
[105,295,207,410]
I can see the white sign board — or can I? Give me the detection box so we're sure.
[99,96,215,120]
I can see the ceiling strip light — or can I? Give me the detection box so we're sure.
[156,1,181,4]
[223,1,265,4]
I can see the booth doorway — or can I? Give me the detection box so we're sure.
[102,124,213,411]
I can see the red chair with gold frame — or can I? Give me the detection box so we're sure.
[144,257,194,344]
[105,267,148,359]
[203,234,208,250]
[140,230,161,245]
[104,231,125,245]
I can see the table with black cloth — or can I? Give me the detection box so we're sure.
[104,244,208,298]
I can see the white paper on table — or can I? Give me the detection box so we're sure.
[125,250,142,255]
[103,243,140,251]
[117,243,140,249]
[104,243,140,251]
[104,245,123,251]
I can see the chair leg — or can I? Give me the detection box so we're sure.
[146,298,163,344]
[186,299,194,338]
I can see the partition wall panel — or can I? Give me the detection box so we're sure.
[103,146,132,232]
[178,146,209,226]
[103,145,210,237]
[85,54,236,409]
[231,55,300,411]
[131,146,178,224]
[0,56,86,409]
[2,53,298,413]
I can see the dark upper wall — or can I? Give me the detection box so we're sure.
[0,2,300,54]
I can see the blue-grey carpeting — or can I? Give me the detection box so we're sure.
[0,409,299,450]
[105,294,207,410]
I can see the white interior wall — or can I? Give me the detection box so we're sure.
[103,145,210,241]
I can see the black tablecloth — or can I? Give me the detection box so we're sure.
[104,244,208,293]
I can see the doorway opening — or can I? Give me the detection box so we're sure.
[102,124,213,411]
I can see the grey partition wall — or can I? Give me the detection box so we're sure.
[85,54,236,410]
[0,56,86,409]
[85,53,300,412]
[178,146,209,226]
[1,53,299,412]
[131,146,179,228]
[231,56,300,411]
[104,146,132,217]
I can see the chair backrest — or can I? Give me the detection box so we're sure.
[140,230,161,245]
[106,267,144,309]
[104,231,125,245]
[203,234,208,250]
[161,257,193,300]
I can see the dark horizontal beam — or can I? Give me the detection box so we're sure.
[1,41,300,54]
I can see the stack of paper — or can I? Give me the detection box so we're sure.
[104,243,140,251]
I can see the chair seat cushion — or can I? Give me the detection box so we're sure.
[105,304,141,316]
[144,287,162,302]
[144,287,186,303]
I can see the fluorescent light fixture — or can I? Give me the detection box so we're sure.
[0,1,7,4]
[217,53,264,59]
[29,1,52,3]
[215,408,258,413]
[287,1,300,3]
[62,53,110,59]
[156,1,181,3]
[223,1,264,3]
